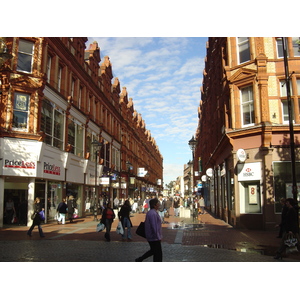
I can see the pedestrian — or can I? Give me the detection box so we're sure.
[67,195,76,223]
[57,198,68,224]
[93,201,99,221]
[274,198,300,259]
[173,197,180,217]
[275,198,288,238]
[158,195,166,223]
[199,195,205,214]
[113,197,119,210]
[135,198,163,262]
[118,199,133,241]
[5,198,15,224]
[27,197,45,238]
[165,196,172,217]
[100,202,115,242]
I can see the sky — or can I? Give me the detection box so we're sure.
[87,37,207,186]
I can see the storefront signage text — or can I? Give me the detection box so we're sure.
[4,159,35,169]
[44,162,61,175]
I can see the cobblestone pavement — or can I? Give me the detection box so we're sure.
[0,208,299,262]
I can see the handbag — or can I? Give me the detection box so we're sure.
[284,233,298,247]
[39,210,45,221]
[284,233,298,253]
[96,222,105,232]
[116,221,124,235]
[136,221,146,238]
[31,212,37,220]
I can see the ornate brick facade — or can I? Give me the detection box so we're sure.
[195,37,300,229]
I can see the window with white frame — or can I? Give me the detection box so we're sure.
[78,86,82,109]
[41,99,64,150]
[12,92,30,130]
[111,146,120,171]
[276,37,300,58]
[241,86,254,126]
[68,118,84,157]
[86,130,98,162]
[292,37,300,57]
[100,140,110,168]
[46,55,51,83]
[237,37,250,64]
[17,39,34,73]
[280,80,295,123]
[276,38,284,58]
[57,66,62,92]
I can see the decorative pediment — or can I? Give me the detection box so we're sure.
[227,68,256,85]
[10,75,44,89]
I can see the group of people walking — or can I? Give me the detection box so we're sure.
[26,195,77,238]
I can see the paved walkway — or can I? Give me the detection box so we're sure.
[0,208,299,262]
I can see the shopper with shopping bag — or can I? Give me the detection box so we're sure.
[118,200,133,241]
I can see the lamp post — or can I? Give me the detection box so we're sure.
[92,140,103,208]
[188,136,197,196]
[282,38,298,204]
[126,161,132,199]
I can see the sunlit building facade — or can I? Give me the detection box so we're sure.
[0,37,163,227]
[194,37,300,229]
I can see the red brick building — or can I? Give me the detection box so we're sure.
[0,37,163,227]
[194,37,300,230]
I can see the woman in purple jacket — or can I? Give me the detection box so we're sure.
[135,198,162,262]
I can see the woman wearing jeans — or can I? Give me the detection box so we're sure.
[118,200,133,241]
[100,202,115,242]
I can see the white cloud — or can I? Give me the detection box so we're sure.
[87,37,206,184]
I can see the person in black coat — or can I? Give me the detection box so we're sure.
[101,202,115,242]
[276,198,289,238]
[67,195,76,223]
[274,198,299,259]
[27,197,45,238]
[118,200,133,241]
[57,198,68,224]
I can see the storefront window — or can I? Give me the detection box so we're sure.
[273,162,300,213]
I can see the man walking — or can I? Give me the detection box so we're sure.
[135,198,162,262]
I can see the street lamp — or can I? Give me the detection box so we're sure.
[92,140,103,208]
[126,161,132,199]
[281,37,298,204]
[188,136,197,196]
[188,135,197,159]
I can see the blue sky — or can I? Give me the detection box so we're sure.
[87,37,208,186]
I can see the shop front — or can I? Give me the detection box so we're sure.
[0,137,89,227]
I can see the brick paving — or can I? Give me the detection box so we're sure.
[0,207,299,261]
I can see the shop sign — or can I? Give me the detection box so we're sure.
[100,177,110,185]
[138,168,148,177]
[4,159,35,169]
[44,162,61,175]
[206,168,213,177]
[236,149,247,162]
[237,162,261,181]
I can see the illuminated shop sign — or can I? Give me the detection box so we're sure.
[43,162,61,175]
[4,159,35,169]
